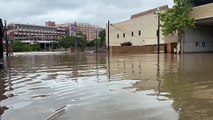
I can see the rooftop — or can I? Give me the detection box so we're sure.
[131,5,168,19]
[189,0,213,6]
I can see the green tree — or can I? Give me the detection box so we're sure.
[29,44,41,51]
[76,32,87,48]
[77,37,87,48]
[86,40,95,47]
[51,42,60,50]
[98,30,106,47]
[160,0,195,53]
[13,41,26,52]
[13,41,41,52]
[58,36,74,50]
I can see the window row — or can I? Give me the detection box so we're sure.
[117,30,141,39]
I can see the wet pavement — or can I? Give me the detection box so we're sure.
[0,52,213,120]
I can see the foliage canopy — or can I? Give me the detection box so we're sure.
[160,0,195,41]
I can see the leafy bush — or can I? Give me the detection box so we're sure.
[13,41,41,52]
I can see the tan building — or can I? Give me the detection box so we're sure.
[107,2,213,54]
[107,5,178,54]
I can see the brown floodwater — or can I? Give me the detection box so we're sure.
[0,52,213,120]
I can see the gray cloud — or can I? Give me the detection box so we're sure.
[0,0,174,27]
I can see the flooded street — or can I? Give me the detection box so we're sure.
[0,52,213,120]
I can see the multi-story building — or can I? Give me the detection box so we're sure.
[59,22,103,41]
[7,22,66,49]
[76,23,103,41]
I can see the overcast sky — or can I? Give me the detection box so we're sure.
[0,0,174,27]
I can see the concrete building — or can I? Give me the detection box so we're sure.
[108,1,213,54]
[7,23,66,50]
[190,0,213,6]
[59,22,103,41]
[183,1,213,53]
[107,5,178,54]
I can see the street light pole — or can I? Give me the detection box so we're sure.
[4,20,8,57]
[96,30,98,53]
[157,8,160,54]
[107,20,110,52]
[0,19,4,59]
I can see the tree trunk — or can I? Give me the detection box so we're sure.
[177,31,183,54]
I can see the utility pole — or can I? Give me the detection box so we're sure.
[74,22,77,53]
[96,30,98,53]
[107,20,110,53]
[156,8,160,54]
[4,20,8,57]
[0,19,4,59]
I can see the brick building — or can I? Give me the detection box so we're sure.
[59,22,103,41]
[7,22,66,50]
[7,23,66,42]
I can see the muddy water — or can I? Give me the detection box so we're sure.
[0,52,212,120]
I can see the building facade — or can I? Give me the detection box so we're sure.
[45,21,56,27]
[183,2,213,53]
[77,23,98,41]
[59,22,103,41]
[7,22,66,50]
[7,23,66,43]
[108,1,213,54]
[190,0,213,6]
[107,5,178,54]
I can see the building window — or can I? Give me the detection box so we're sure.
[202,42,205,47]
[131,32,134,36]
[195,42,199,47]
[117,34,119,39]
[139,30,141,36]
[123,33,125,38]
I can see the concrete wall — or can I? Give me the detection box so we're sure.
[106,3,213,53]
[190,3,213,20]
[184,25,213,53]
[109,45,165,54]
[107,12,165,47]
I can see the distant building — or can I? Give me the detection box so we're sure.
[59,22,103,41]
[76,23,103,41]
[45,21,56,27]
[7,23,66,50]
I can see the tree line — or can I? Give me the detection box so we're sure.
[12,30,106,52]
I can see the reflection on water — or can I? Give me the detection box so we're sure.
[0,52,212,120]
